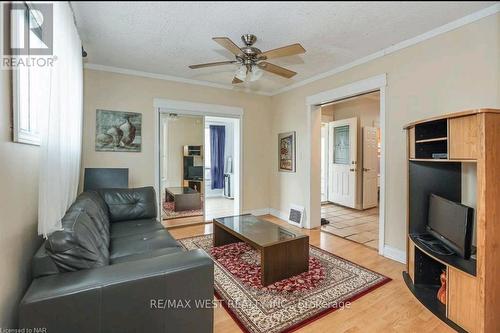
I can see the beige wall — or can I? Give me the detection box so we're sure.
[81,69,273,211]
[270,14,499,252]
[164,115,203,187]
[0,70,41,326]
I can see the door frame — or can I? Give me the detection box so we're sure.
[320,123,329,203]
[153,98,243,222]
[305,74,387,255]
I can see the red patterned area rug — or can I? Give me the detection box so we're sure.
[162,200,203,220]
[179,234,391,333]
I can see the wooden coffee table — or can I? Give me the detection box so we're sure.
[213,214,309,286]
[165,187,201,212]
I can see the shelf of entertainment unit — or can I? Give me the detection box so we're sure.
[409,158,477,163]
[402,272,466,333]
[405,109,500,333]
[415,137,448,143]
[409,234,476,277]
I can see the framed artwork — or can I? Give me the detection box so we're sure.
[95,109,142,152]
[278,131,296,172]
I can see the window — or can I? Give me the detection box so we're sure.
[11,3,50,145]
[333,125,350,165]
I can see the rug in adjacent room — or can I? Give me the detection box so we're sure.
[163,199,204,220]
[179,234,390,333]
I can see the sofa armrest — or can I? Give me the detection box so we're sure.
[20,249,214,333]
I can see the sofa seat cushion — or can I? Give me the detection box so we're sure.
[110,230,181,260]
[110,219,165,239]
[110,247,184,264]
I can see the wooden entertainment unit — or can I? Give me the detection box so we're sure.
[403,109,499,333]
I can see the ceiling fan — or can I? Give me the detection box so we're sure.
[188,34,305,84]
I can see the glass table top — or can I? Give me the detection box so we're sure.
[213,214,307,246]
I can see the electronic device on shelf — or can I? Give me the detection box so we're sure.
[187,166,203,180]
[413,233,455,256]
[425,194,474,259]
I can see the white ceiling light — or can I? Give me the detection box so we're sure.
[234,64,264,82]
[235,65,247,81]
[248,66,263,82]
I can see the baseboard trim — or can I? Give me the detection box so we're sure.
[269,208,289,221]
[244,208,270,216]
[383,245,406,264]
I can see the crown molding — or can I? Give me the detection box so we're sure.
[270,3,500,96]
[83,3,499,98]
[83,63,273,96]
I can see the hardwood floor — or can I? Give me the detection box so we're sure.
[169,215,453,333]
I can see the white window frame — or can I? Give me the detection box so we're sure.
[11,2,41,146]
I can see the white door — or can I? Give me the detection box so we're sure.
[362,127,379,209]
[328,117,358,208]
[320,124,328,202]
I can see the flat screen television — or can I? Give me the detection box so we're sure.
[187,166,203,180]
[427,194,474,259]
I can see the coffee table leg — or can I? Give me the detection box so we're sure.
[261,237,309,286]
[213,222,242,247]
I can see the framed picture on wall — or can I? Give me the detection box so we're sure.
[95,109,142,152]
[278,131,296,172]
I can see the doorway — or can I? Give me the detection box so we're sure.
[204,116,240,220]
[320,91,381,250]
[155,100,242,228]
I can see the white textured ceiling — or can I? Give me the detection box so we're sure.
[72,1,496,94]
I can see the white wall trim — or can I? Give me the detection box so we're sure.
[84,63,272,96]
[154,98,243,117]
[244,208,270,216]
[269,208,288,221]
[383,245,407,264]
[304,74,388,257]
[272,3,500,96]
[153,99,244,221]
[306,74,386,106]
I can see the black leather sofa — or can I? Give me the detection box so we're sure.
[19,187,214,333]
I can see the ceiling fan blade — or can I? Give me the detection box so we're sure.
[212,37,243,56]
[232,77,243,84]
[260,43,305,60]
[189,60,236,69]
[258,62,297,78]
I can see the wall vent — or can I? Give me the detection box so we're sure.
[288,204,304,227]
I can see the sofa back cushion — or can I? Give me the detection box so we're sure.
[98,187,157,222]
[68,191,110,246]
[45,210,109,272]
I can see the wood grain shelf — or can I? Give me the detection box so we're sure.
[415,137,447,143]
[409,158,477,163]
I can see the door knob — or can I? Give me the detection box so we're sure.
[350,168,355,172]
[363,168,370,172]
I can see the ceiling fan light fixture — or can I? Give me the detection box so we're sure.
[235,65,247,81]
[248,66,263,82]
[189,34,305,84]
